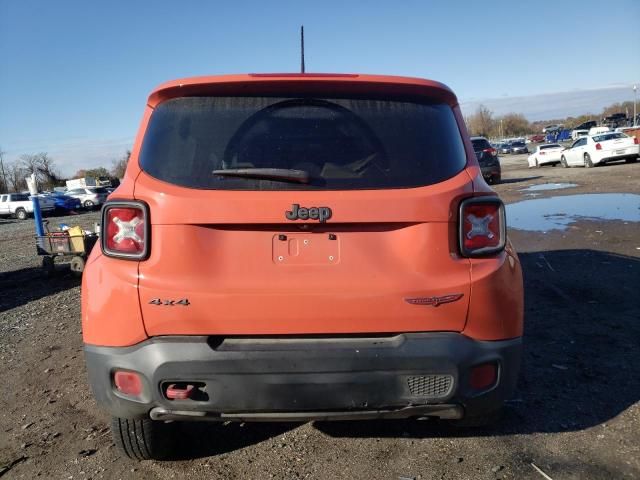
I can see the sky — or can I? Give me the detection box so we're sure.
[1,0,639,177]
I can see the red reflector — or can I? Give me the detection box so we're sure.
[595,143,602,150]
[166,384,195,400]
[469,364,497,390]
[634,137,639,145]
[114,371,143,396]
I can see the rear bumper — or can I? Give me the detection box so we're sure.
[538,156,561,165]
[480,165,501,180]
[85,333,522,421]
[596,151,640,164]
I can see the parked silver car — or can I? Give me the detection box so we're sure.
[65,187,109,208]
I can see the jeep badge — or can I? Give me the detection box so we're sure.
[285,204,332,223]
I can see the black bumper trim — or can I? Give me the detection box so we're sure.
[84,333,522,421]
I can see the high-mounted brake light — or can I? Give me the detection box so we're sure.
[459,197,506,257]
[595,143,602,150]
[101,201,150,259]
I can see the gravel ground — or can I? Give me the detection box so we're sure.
[0,157,639,479]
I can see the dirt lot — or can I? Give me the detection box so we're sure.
[1,156,639,479]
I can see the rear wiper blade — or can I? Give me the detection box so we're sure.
[212,168,311,184]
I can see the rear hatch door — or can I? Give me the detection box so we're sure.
[134,93,473,335]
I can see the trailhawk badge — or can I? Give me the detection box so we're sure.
[405,293,464,307]
[285,204,332,223]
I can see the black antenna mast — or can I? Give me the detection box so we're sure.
[300,25,305,73]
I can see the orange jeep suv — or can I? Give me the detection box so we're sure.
[82,74,524,460]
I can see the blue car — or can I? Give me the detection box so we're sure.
[51,193,81,213]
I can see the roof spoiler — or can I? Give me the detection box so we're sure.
[147,74,458,109]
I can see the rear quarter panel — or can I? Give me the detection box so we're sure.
[82,251,147,347]
[463,242,523,340]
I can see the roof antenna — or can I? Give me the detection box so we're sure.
[300,25,305,73]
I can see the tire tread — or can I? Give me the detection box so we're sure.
[111,417,169,460]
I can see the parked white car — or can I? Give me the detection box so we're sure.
[65,186,109,208]
[528,143,564,168]
[571,129,589,140]
[0,192,56,220]
[560,132,640,168]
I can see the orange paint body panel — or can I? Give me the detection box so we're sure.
[83,73,522,344]
[81,252,147,346]
[138,221,471,336]
[463,245,524,340]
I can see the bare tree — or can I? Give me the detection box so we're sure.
[467,105,496,137]
[19,152,61,190]
[500,113,531,137]
[0,148,8,194]
[6,161,27,192]
[111,150,130,179]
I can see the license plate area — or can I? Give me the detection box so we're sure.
[273,233,340,265]
[614,149,625,155]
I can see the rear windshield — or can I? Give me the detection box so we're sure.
[471,139,491,151]
[512,142,525,147]
[540,144,561,150]
[592,133,626,142]
[88,187,108,194]
[139,96,467,190]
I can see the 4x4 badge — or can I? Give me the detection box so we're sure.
[285,204,332,223]
[149,298,190,306]
[405,293,464,307]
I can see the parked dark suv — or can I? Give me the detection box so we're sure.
[470,136,501,184]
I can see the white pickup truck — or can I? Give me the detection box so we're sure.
[0,193,56,220]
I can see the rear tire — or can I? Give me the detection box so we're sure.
[584,153,594,168]
[83,200,94,209]
[561,156,568,168]
[111,417,172,460]
[16,208,28,220]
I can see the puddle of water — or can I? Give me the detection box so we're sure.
[521,183,577,192]
[507,193,640,232]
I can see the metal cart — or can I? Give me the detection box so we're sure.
[36,222,99,276]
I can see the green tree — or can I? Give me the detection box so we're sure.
[74,167,110,179]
